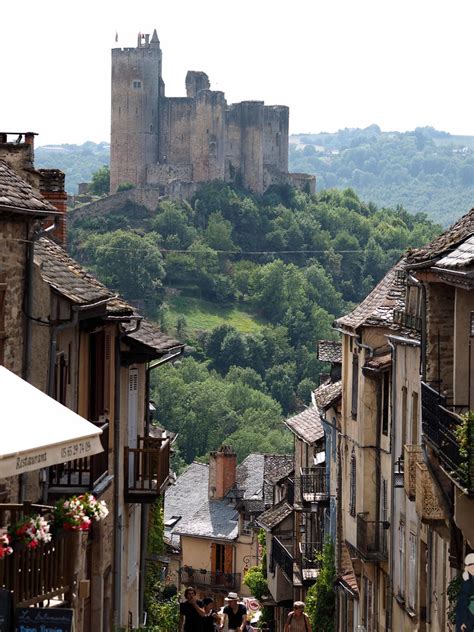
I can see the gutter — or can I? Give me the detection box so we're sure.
[387,338,397,632]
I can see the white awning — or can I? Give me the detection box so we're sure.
[0,366,103,478]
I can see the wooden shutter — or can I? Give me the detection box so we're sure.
[211,542,217,574]
[349,449,356,517]
[351,353,359,418]
[224,545,233,574]
[104,332,112,414]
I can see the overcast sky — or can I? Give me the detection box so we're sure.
[1,0,473,146]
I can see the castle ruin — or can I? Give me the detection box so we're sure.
[110,31,315,197]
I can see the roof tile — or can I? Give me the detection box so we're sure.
[0,160,56,215]
[284,407,324,444]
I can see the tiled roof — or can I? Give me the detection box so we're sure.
[127,319,184,354]
[364,352,391,372]
[0,160,56,215]
[318,340,342,364]
[256,501,293,531]
[334,259,406,333]
[264,455,294,507]
[313,380,342,411]
[284,407,324,444]
[176,499,238,540]
[406,208,474,267]
[35,237,132,314]
[338,543,359,597]
[434,234,474,270]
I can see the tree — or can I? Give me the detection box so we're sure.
[90,165,110,195]
[305,539,336,632]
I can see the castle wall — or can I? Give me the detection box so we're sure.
[190,90,226,182]
[263,106,289,172]
[225,104,243,183]
[111,43,162,192]
[185,71,210,98]
[240,102,264,193]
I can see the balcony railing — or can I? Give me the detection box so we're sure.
[0,503,71,606]
[404,445,424,501]
[271,536,294,581]
[393,309,422,332]
[415,462,445,522]
[299,541,323,582]
[421,381,474,494]
[356,514,389,562]
[299,467,328,503]
[48,420,109,493]
[179,567,241,591]
[124,435,170,503]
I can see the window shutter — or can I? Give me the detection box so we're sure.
[104,332,112,413]
[224,545,233,574]
[349,449,356,517]
[211,542,217,574]
[351,353,359,418]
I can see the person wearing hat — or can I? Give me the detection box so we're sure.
[221,592,247,632]
[284,601,312,632]
[456,553,474,632]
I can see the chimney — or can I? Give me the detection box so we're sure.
[208,445,237,500]
[38,169,68,246]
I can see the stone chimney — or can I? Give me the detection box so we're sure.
[208,445,237,500]
[38,169,68,245]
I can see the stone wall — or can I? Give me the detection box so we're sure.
[425,282,455,398]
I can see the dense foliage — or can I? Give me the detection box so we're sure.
[69,180,440,464]
[305,539,336,632]
[289,125,474,225]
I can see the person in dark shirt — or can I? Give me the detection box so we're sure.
[179,586,205,632]
[222,592,247,632]
[202,597,220,632]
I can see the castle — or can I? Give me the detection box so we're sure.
[110,31,315,197]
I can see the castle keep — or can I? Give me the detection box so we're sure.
[110,31,314,197]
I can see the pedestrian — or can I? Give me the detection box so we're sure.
[284,602,312,632]
[221,592,247,632]
[179,586,206,632]
[456,553,474,632]
[202,597,220,632]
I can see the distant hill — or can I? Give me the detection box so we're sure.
[37,125,474,225]
[35,142,110,195]
[289,125,474,226]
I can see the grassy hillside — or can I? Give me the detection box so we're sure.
[165,294,264,334]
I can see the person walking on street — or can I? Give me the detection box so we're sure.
[221,592,247,632]
[284,602,312,632]
[180,587,206,632]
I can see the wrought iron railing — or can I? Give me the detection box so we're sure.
[49,420,109,491]
[271,536,293,581]
[356,514,389,562]
[421,381,473,494]
[179,567,241,591]
[299,541,323,571]
[124,435,170,502]
[299,466,328,502]
[393,309,422,332]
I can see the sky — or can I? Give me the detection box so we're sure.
[1,0,473,146]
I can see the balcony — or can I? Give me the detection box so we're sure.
[299,467,328,504]
[356,514,389,562]
[404,445,423,501]
[48,420,109,493]
[299,541,323,582]
[0,503,72,607]
[124,435,170,503]
[415,462,445,522]
[421,381,473,495]
[179,567,241,591]
[271,536,294,582]
[393,309,422,332]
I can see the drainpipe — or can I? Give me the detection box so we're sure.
[387,338,397,632]
[355,335,374,358]
[138,346,184,623]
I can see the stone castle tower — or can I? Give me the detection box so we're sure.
[110,31,314,197]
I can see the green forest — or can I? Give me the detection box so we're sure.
[290,125,474,225]
[68,181,441,468]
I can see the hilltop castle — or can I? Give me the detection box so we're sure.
[110,30,315,197]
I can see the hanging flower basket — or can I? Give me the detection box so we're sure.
[8,514,52,549]
[0,533,13,559]
[53,493,108,532]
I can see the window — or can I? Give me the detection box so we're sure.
[382,371,390,436]
[411,392,419,444]
[363,576,374,632]
[211,542,233,578]
[349,449,356,517]
[381,478,388,523]
[351,353,359,419]
[401,386,408,448]
[54,352,68,405]
[89,331,105,421]
[398,522,406,598]
[132,80,141,89]
[408,532,417,611]
[241,512,252,536]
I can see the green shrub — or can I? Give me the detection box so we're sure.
[305,539,336,632]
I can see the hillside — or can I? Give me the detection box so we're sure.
[289,125,474,225]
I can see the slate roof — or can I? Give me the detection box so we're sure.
[127,319,184,355]
[334,259,406,333]
[0,159,56,215]
[284,407,324,444]
[406,208,474,268]
[434,234,474,271]
[318,340,342,364]
[236,454,265,500]
[35,237,131,314]
[313,380,342,411]
[256,501,293,531]
[175,499,239,540]
[263,455,294,507]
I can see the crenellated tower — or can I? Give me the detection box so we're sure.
[110,30,164,192]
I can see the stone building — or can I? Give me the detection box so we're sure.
[110,31,315,198]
